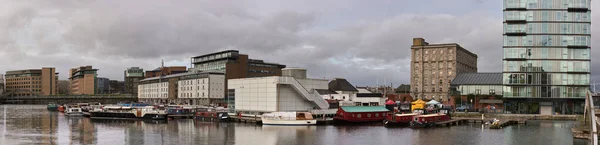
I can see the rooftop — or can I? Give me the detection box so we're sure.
[329,78,358,92]
[192,50,239,59]
[450,73,503,85]
[340,106,389,113]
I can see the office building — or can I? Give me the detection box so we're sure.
[410,38,478,102]
[191,50,286,79]
[138,71,225,105]
[124,67,144,95]
[69,66,97,95]
[450,73,504,112]
[502,0,590,114]
[96,77,109,94]
[5,68,58,96]
[144,66,187,78]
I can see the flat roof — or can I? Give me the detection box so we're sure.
[192,50,239,59]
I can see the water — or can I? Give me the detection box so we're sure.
[0,105,588,145]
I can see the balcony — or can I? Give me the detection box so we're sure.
[505,31,526,36]
[568,7,589,12]
[567,45,589,49]
[505,20,526,24]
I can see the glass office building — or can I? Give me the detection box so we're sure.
[502,0,590,114]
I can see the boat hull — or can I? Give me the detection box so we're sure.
[195,112,229,122]
[47,106,59,111]
[90,112,167,120]
[65,112,85,116]
[262,119,317,126]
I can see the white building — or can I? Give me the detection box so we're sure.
[352,88,385,106]
[138,71,225,105]
[228,68,329,114]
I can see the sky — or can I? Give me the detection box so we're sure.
[0,0,597,87]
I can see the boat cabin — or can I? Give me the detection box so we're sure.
[334,106,390,122]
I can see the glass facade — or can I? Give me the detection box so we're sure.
[503,0,590,101]
[456,85,503,96]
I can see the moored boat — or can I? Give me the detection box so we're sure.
[261,112,316,126]
[65,107,85,116]
[194,107,229,121]
[334,106,390,123]
[47,103,59,111]
[409,113,451,128]
[90,106,167,120]
[384,113,420,127]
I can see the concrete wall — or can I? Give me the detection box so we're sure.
[277,85,313,111]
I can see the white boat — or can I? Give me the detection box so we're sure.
[65,107,84,116]
[261,112,316,126]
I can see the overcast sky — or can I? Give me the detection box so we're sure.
[0,0,598,87]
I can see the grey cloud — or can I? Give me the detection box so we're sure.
[0,0,597,87]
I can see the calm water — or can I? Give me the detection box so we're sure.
[0,105,588,145]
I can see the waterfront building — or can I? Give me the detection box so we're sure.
[411,38,478,103]
[392,84,413,102]
[95,77,109,94]
[144,66,187,79]
[227,68,329,114]
[124,67,144,95]
[138,71,225,105]
[502,0,590,114]
[4,68,58,96]
[450,73,504,113]
[108,80,125,94]
[191,50,286,79]
[354,88,385,106]
[69,66,97,95]
[0,75,4,96]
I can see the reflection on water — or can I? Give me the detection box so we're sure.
[0,105,588,145]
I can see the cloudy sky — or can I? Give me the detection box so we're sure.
[0,0,597,87]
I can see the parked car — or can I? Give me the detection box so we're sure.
[456,106,471,112]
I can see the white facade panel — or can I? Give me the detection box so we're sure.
[138,82,169,99]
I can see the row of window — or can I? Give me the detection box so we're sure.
[503,73,588,85]
[504,23,590,34]
[504,60,589,72]
[504,48,589,59]
[6,77,42,81]
[6,85,42,89]
[505,11,590,22]
[6,81,43,85]
[456,85,503,95]
[140,93,168,98]
[248,63,281,68]
[504,35,589,46]
[503,85,587,98]
[505,0,590,9]
[248,69,276,74]
[193,52,234,62]
[346,112,387,118]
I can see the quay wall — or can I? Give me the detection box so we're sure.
[0,95,137,105]
[452,113,578,120]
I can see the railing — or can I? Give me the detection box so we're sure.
[278,77,329,109]
[585,91,598,145]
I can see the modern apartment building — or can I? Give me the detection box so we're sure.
[502,0,590,114]
[144,66,187,78]
[69,66,97,95]
[410,38,478,103]
[138,71,225,105]
[124,67,144,95]
[5,68,58,96]
[191,50,286,79]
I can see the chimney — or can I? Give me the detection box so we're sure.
[413,38,428,46]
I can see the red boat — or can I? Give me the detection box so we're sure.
[334,106,390,123]
[409,113,450,128]
[384,113,420,127]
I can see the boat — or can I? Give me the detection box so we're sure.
[167,106,195,119]
[82,103,103,117]
[409,113,451,128]
[90,106,167,120]
[384,113,420,127]
[47,103,59,111]
[58,105,66,112]
[333,106,390,123]
[65,107,85,116]
[261,112,316,126]
[194,107,229,121]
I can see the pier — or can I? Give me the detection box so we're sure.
[435,119,468,127]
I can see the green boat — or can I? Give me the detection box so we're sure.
[47,103,59,111]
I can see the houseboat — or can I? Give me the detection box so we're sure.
[384,113,420,127]
[167,106,197,119]
[261,112,316,126]
[89,106,167,120]
[334,106,390,123]
[409,113,451,128]
[47,103,59,111]
[194,107,229,121]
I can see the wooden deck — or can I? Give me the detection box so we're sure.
[435,119,468,127]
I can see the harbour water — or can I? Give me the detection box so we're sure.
[0,105,588,145]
